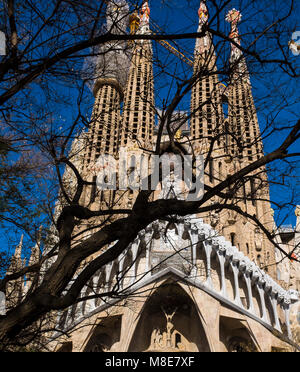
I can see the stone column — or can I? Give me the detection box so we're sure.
[105,261,113,293]
[203,241,213,289]
[131,240,140,285]
[190,227,199,277]
[283,296,292,339]
[231,260,243,308]
[244,269,255,314]
[118,252,127,291]
[257,277,269,324]
[270,292,282,332]
[212,239,227,299]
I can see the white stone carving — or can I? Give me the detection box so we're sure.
[61,216,298,341]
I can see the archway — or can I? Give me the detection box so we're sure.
[83,316,122,352]
[128,281,210,352]
[219,316,258,352]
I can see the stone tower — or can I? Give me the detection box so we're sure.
[121,0,155,150]
[83,0,130,171]
[80,0,130,211]
[190,0,224,146]
[190,3,276,277]
[219,9,276,276]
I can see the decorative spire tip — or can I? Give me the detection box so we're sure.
[226,9,242,25]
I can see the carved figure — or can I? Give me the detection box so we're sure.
[162,306,178,347]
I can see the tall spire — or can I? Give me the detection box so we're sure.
[83,0,130,173]
[226,8,262,161]
[139,1,151,35]
[121,0,155,150]
[226,9,249,82]
[224,10,276,276]
[15,234,23,261]
[191,1,224,147]
[226,9,243,63]
[94,0,130,93]
[29,226,42,267]
[195,1,211,55]
[7,234,24,274]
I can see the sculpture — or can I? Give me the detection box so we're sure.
[162,306,178,348]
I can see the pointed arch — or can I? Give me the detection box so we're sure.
[127,281,211,352]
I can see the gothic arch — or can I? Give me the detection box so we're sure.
[83,315,122,352]
[264,291,275,326]
[219,316,258,352]
[211,250,222,293]
[128,281,211,352]
[239,273,250,310]
[225,263,236,302]
[252,284,263,318]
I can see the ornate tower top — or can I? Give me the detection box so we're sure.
[195,1,211,55]
[139,1,151,35]
[226,9,243,63]
[198,1,209,28]
[226,8,242,26]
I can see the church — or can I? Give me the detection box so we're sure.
[6,1,300,352]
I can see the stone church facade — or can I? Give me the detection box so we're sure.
[6,1,300,352]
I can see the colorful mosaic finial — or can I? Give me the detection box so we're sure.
[226,8,242,25]
[140,1,150,28]
[226,9,242,44]
[226,9,243,63]
[198,1,209,26]
[195,1,211,54]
